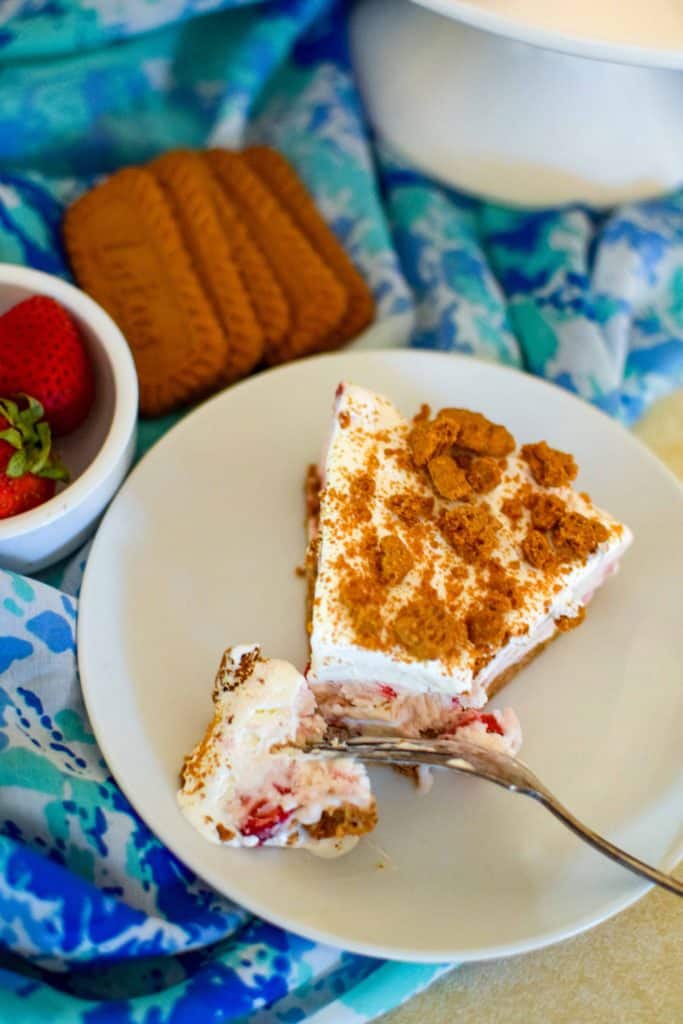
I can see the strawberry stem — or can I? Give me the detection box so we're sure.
[0,395,69,483]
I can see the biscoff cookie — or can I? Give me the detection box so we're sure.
[205,149,348,364]
[63,167,228,417]
[150,150,264,381]
[245,146,374,347]
[207,177,290,355]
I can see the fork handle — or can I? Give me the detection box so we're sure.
[315,740,682,895]
[532,791,683,897]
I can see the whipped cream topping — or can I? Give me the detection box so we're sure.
[308,384,633,704]
[178,645,375,857]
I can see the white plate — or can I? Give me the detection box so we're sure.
[78,349,683,963]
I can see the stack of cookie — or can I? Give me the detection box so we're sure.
[63,148,374,417]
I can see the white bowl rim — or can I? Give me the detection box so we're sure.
[0,264,138,540]
[412,0,683,70]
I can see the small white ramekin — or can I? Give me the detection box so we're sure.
[0,264,138,574]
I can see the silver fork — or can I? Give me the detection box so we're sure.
[311,735,683,896]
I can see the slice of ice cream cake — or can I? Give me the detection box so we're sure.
[305,383,632,745]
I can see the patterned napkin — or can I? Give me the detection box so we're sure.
[1,1,682,1020]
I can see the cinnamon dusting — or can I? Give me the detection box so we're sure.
[377,535,413,585]
[427,454,472,500]
[348,471,375,521]
[466,605,508,648]
[386,492,434,526]
[409,416,459,467]
[437,408,515,457]
[215,646,262,694]
[409,407,515,467]
[521,529,556,570]
[439,504,499,564]
[556,606,587,632]
[305,464,321,522]
[553,512,609,562]
[521,441,578,488]
[527,492,566,530]
[314,390,621,676]
[467,456,502,494]
[501,495,525,521]
[392,590,468,661]
[306,802,378,839]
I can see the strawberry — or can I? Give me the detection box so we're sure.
[0,396,69,519]
[479,713,504,737]
[241,800,291,843]
[450,710,504,736]
[378,684,397,700]
[0,296,94,436]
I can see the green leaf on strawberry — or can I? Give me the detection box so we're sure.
[6,450,27,478]
[0,427,22,449]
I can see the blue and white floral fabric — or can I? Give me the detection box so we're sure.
[1,1,682,422]
[0,561,449,1019]
[1,1,682,1020]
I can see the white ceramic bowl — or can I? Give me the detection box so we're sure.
[0,264,138,574]
[351,0,683,206]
